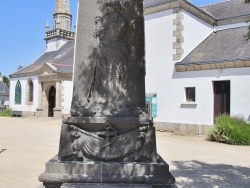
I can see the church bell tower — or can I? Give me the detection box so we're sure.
[45,0,75,52]
[54,0,72,31]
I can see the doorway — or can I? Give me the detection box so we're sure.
[214,81,230,120]
[48,86,56,117]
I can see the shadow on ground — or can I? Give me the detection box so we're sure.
[0,149,7,154]
[170,160,250,188]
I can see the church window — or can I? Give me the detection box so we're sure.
[15,80,22,104]
[27,80,34,103]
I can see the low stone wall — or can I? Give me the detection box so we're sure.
[18,111,36,117]
[20,111,64,118]
[0,107,6,113]
[154,122,212,135]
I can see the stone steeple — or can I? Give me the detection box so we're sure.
[45,0,75,52]
[55,0,70,14]
[54,0,71,31]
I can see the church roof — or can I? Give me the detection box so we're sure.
[176,26,250,67]
[0,81,9,96]
[10,41,74,78]
[201,0,250,20]
[144,0,250,23]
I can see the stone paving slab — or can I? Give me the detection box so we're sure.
[0,117,249,188]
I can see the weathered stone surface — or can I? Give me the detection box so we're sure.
[71,0,146,118]
[64,116,150,125]
[61,183,153,188]
[39,183,174,188]
[58,123,157,162]
[39,155,175,187]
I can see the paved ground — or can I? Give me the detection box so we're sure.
[0,117,249,188]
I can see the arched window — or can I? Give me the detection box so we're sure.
[28,80,34,103]
[15,80,22,104]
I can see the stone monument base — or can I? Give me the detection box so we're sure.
[61,183,154,188]
[39,155,175,188]
[39,183,173,188]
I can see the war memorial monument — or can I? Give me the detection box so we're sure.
[39,0,175,187]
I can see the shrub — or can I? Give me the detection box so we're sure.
[207,114,250,145]
[0,109,13,117]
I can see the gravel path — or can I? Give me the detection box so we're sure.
[0,117,249,188]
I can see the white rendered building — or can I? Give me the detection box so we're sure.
[144,0,250,134]
[9,0,250,135]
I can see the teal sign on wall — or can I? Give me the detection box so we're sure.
[151,96,157,118]
[146,97,151,103]
[146,94,157,118]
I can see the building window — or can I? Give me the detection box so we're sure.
[28,80,34,103]
[15,80,22,104]
[186,87,195,102]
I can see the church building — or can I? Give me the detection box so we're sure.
[9,0,250,135]
[9,0,75,118]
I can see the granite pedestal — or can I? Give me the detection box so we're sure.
[39,155,174,188]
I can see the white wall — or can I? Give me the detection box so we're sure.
[182,10,213,59]
[172,67,250,125]
[145,9,176,122]
[61,80,73,114]
[228,68,250,121]
[145,8,214,124]
[10,77,39,113]
[46,38,68,52]
[10,77,73,115]
[146,64,250,126]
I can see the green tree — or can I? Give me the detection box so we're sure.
[2,76,10,87]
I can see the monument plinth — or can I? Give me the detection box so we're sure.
[39,0,175,187]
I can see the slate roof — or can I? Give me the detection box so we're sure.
[144,0,250,20]
[176,26,250,66]
[201,0,250,20]
[0,81,9,96]
[10,41,74,77]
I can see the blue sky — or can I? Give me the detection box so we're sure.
[0,0,222,77]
